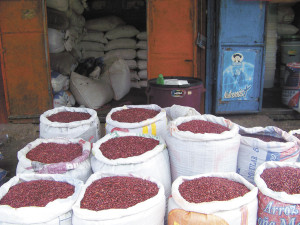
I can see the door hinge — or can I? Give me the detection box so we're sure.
[197,33,206,49]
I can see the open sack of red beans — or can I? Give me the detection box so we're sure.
[237,126,299,185]
[166,114,240,182]
[16,138,92,182]
[0,173,83,224]
[90,131,171,198]
[105,104,167,137]
[72,172,166,225]
[40,106,100,143]
[254,161,300,225]
[168,172,258,225]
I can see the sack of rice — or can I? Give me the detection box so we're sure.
[137,49,147,60]
[82,31,108,44]
[40,106,100,143]
[104,38,136,51]
[17,138,92,182]
[136,41,147,49]
[0,173,83,225]
[136,31,147,40]
[46,0,68,12]
[104,49,136,60]
[169,172,258,225]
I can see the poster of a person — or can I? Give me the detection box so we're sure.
[222,52,255,101]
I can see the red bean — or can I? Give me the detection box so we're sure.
[241,133,286,143]
[47,111,91,123]
[0,180,75,208]
[260,167,300,194]
[179,177,249,203]
[177,120,230,134]
[80,176,159,211]
[26,143,82,164]
[111,108,159,123]
[100,136,159,159]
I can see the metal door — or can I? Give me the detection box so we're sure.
[0,0,52,122]
[147,0,198,79]
[214,0,266,114]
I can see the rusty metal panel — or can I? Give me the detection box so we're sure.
[147,0,198,79]
[0,0,52,121]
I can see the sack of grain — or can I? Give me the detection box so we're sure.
[0,173,83,225]
[82,31,108,44]
[136,41,147,49]
[17,138,92,182]
[66,9,85,27]
[102,57,131,101]
[40,106,100,143]
[104,49,136,60]
[137,31,147,40]
[85,16,125,32]
[48,28,66,54]
[91,131,171,197]
[130,70,140,80]
[77,41,105,52]
[137,49,147,60]
[255,161,300,225]
[105,25,140,40]
[105,104,168,137]
[53,90,76,108]
[104,38,136,51]
[47,8,69,30]
[72,172,166,225]
[169,172,258,225]
[81,50,105,59]
[50,50,78,75]
[166,115,240,182]
[138,69,147,79]
[237,126,299,184]
[46,0,68,12]
[126,59,137,69]
[69,0,84,15]
[70,71,114,109]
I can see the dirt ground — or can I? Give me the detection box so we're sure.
[0,111,299,180]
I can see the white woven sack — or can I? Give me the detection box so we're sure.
[277,24,299,35]
[137,49,147,60]
[131,81,141,89]
[166,114,240,182]
[85,16,125,32]
[168,172,258,225]
[130,70,140,80]
[126,60,137,69]
[82,51,104,59]
[16,138,92,182]
[136,31,147,40]
[102,57,131,101]
[105,25,140,40]
[77,41,105,52]
[277,6,295,24]
[66,9,85,27]
[137,60,147,70]
[72,172,166,225]
[138,69,147,79]
[139,80,147,88]
[53,91,75,108]
[104,38,137,51]
[164,105,200,121]
[40,106,100,143]
[69,0,84,15]
[0,173,83,225]
[104,49,136,60]
[91,131,171,198]
[70,72,114,109]
[51,72,69,94]
[254,161,300,224]
[46,0,68,12]
[48,28,65,54]
[50,51,78,75]
[105,104,168,137]
[82,31,108,44]
[237,126,299,184]
[136,41,147,49]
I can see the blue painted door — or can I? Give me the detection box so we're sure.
[214,0,266,114]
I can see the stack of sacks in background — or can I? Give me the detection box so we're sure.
[277,4,298,37]
[46,0,87,107]
[131,31,148,89]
